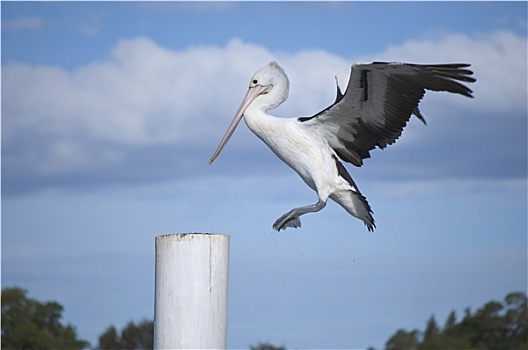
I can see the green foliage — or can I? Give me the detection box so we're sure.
[385,329,420,350]
[423,315,439,342]
[1,287,89,350]
[97,319,153,350]
[249,342,287,350]
[385,291,528,350]
[443,310,457,330]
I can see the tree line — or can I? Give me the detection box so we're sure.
[2,286,526,349]
[384,291,527,350]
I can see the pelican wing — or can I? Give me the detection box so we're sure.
[299,62,476,166]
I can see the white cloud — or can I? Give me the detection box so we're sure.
[2,31,526,191]
[4,37,274,147]
[375,31,527,114]
[2,16,44,31]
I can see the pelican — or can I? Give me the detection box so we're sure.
[209,61,475,231]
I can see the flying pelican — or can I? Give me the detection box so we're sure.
[209,61,475,231]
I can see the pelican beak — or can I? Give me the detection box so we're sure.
[209,85,267,164]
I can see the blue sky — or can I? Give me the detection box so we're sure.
[2,2,527,349]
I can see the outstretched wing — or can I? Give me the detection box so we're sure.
[298,62,476,166]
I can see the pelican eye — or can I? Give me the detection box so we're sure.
[251,78,258,86]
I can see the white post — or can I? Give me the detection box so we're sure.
[153,233,230,349]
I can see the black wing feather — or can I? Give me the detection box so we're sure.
[299,62,476,166]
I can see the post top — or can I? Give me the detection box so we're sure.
[156,233,230,242]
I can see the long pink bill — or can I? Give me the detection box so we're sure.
[208,85,266,164]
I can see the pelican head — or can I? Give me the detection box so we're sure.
[209,61,289,164]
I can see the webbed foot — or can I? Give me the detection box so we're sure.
[272,211,302,232]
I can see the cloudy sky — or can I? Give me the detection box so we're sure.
[2,2,527,349]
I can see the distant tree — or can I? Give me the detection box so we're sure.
[249,342,287,350]
[443,310,457,330]
[463,306,472,319]
[503,291,528,341]
[98,319,153,350]
[1,287,89,350]
[422,315,439,342]
[97,325,119,349]
[463,300,504,348]
[385,329,419,350]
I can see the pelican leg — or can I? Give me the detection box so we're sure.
[272,199,327,232]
